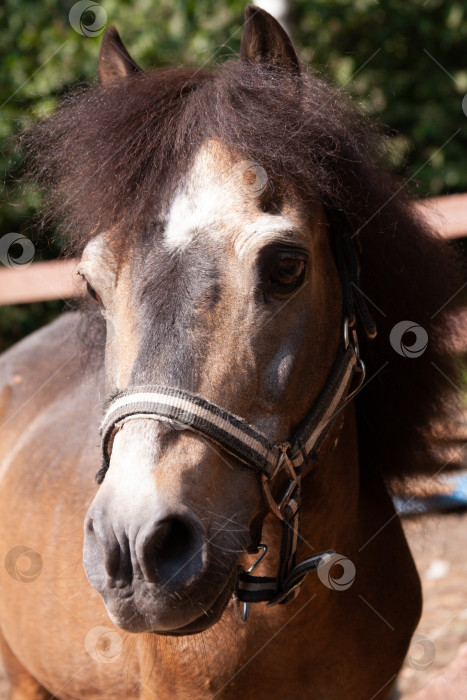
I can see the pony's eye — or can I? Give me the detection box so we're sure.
[270,258,305,288]
[263,252,306,300]
[77,271,103,304]
[86,282,102,304]
[259,247,307,301]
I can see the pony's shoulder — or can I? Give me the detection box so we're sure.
[0,312,102,416]
[1,312,79,374]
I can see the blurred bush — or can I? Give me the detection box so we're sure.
[0,0,466,350]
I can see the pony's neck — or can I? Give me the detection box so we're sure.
[299,402,360,554]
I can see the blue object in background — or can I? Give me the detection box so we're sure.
[394,471,467,516]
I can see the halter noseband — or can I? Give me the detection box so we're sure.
[97,232,376,616]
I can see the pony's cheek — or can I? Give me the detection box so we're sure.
[103,319,139,391]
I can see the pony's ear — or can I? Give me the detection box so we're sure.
[98,27,142,84]
[241,5,300,75]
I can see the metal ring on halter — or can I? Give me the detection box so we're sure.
[343,315,366,400]
[343,317,350,350]
[241,544,268,622]
[346,358,366,400]
[343,314,357,350]
[260,447,300,522]
[344,316,363,361]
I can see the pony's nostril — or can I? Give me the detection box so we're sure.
[136,515,206,590]
[103,540,120,578]
[85,514,121,579]
[151,519,193,564]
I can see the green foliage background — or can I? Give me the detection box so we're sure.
[1,0,466,350]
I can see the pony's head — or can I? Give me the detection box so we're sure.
[25,6,460,635]
[81,11,343,634]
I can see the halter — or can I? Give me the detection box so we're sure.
[96,232,376,616]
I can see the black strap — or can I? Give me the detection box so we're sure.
[236,549,335,604]
[335,231,377,339]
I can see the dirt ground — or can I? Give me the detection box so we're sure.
[0,511,465,698]
[396,510,467,697]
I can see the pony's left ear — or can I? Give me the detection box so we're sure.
[98,27,142,84]
[241,4,300,75]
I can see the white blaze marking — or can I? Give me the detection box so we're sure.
[163,181,228,250]
[163,141,300,259]
[103,420,160,514]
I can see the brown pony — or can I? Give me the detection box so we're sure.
[0,6,461,699]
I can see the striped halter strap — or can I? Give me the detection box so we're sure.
[97,232,376,615]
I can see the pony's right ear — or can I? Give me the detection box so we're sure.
[98,27,142,84]
[241,4,300,74]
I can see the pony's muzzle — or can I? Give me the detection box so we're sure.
[84,506,207,592]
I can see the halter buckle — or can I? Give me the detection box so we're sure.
[239,544,268,622]
[343,316,367,400]
[261,445,301,521]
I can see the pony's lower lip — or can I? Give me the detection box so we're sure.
[152,569,238,637]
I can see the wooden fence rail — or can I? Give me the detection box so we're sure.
[415,193,467,240]
[1,193,467,307]
[0,259,79,306]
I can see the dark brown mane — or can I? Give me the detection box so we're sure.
[23,58,462,480]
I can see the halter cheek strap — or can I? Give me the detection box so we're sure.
[98,326,361,611]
